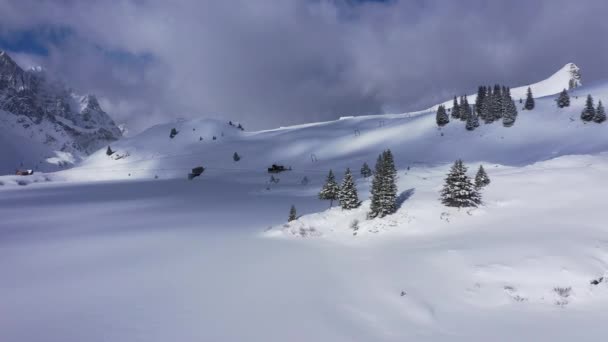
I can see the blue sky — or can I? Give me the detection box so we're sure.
[0,0,606,132]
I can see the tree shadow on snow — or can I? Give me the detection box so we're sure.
[396,188,415,209]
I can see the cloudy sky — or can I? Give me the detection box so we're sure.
[0,0,606,133]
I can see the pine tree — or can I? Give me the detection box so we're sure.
[319,169,340,207]
[339,168,361,210]
[556,89,570,108]
[368,154,384,218]
[170,128,178,139]
[451,96,460,119]
[581,95,596,122]
[492,84,503,120]
[360,162,372,178]
[474,165,490,189]
[466,112,479,131]
[475,86,486,116]
[459,96,468,121]
[379,149,398,217]
[480,85,491,122]
[233,152,241,161]
[524,87,535,110]
[436,105,450,127]
[502,98,518,127]
[594,100,606,123]
[106,146,114,156]
[440,160,481,208]
[288,205,297,222]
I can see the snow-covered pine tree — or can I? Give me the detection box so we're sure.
[436,105,450,127]
[594,100,606,123]
[106,146,114,156]
[440,160,481,208]
[480,85,491,123]
[233,152,241,161]
[556,89,570,108]
[474,165,490,189]
[360,162,372,178]
[288,205,297,222]
[368,154,385,218]
[379,149,398,217]
[465,112,479,131]
[524,87,535,110]
[502,97,518,127]
[492,84,503,120]
[475,86,485,116]
[319,169,340,207]
[170,128,178,139]
[339,168,361,210]
[451,96,460,119]
[459,96,468,121]
[462,96,472,121]
[581,95,596,122]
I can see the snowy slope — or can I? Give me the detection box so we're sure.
[59,69,606,185]
[406,62,583,116]
[2,152,608,342]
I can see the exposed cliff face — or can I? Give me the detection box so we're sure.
[0,50,122,173]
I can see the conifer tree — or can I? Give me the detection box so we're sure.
[170,128,178,139]
[106,146,114,156]
[556,89,570,108]
[360,162,372,178]
[492,84,503,120]
[475,86,486,116]
[459,96,469,121]
[319,169,340,207]
[581,95,596,122]
[474,165,490,189]
[436,105,450,127]
[380,149,398,216]
[339,168,361,210]
[502,97,518,127]
[480,86,491,122]
[524,87,535,110]
[368,150,398,218]
[594,100,606,123]
[451,96,460,119]
[440,160,481,208]
[233,152,241,161]
[465,112,479,131]
[288,205,297,222]
[368,154,384,218]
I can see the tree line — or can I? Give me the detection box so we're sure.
[289,151,492,222]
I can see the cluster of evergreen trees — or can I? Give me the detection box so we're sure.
[299,149,398,222]
[437,84,523,129]
[318,168,361,210]
[580,95,606,123]
[440,161,490,208]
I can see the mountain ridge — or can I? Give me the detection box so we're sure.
[0,50,122,174]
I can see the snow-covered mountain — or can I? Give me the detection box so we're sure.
[57,62,605,185]
[0,50,122,174]
[404,62,582,116]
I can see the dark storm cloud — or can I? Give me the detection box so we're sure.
[0,0,607,132]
